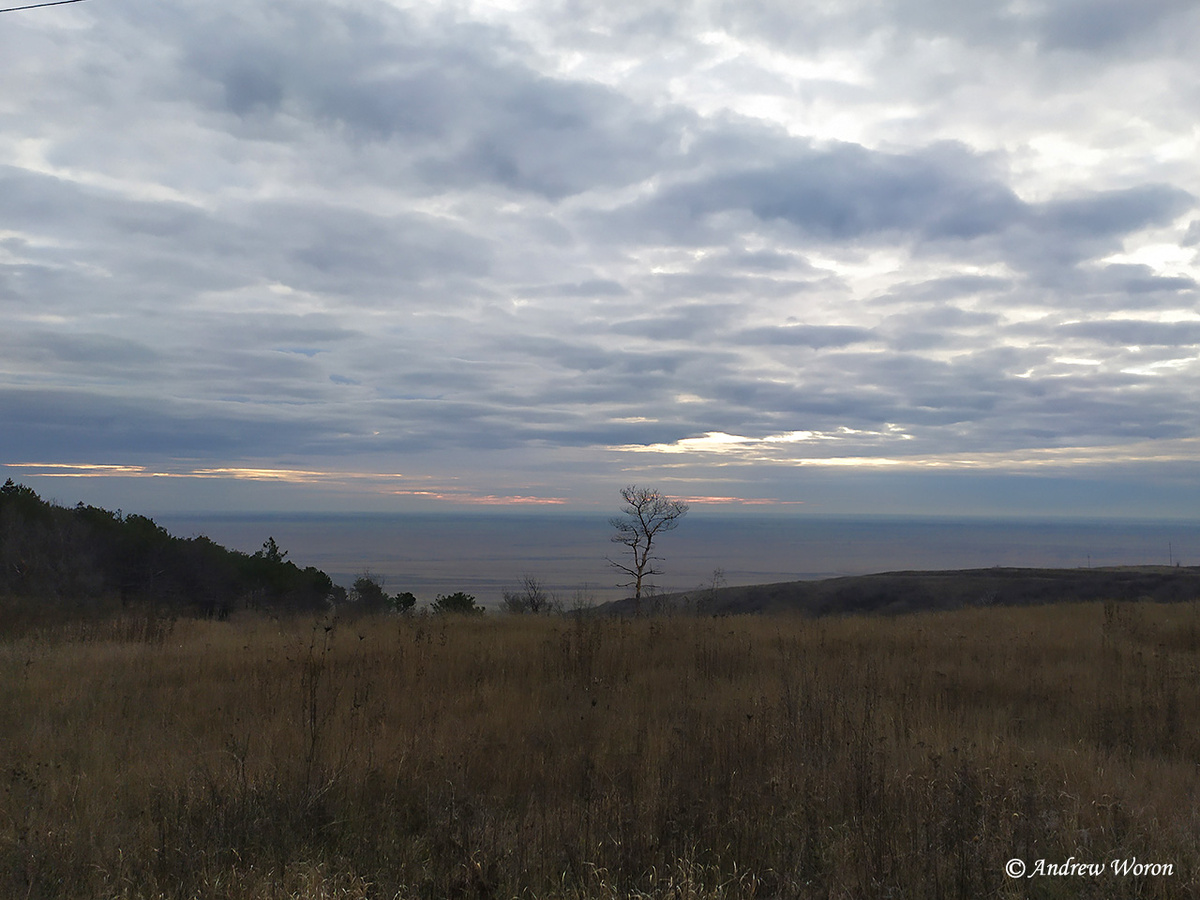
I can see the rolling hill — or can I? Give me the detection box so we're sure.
[600,564,1200,617]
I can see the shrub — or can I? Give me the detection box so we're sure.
[431,591,483,615]
[391,590,417,614]
[350,573,390,613]
[501,574,560,614]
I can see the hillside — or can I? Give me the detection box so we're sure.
[600,564,1200,617]
[0,480,341,624]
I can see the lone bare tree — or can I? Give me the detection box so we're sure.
[608,485,689,613]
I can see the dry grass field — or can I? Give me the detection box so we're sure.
[3,601,1200,899]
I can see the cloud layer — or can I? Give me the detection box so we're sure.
[3,0,1199,514]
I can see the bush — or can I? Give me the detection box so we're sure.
[431,591,483,615]
[350,574,390,613]
[502,574,561,614]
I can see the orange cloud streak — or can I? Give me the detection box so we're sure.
[390,490,567,505]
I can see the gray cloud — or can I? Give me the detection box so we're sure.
[3,0,1200,515]
[176,2,689,200]
[734,325,875,348]
[0,387,321,460]
[600,140,1195,284]
[0,330,161,373]
[522,279,629,298]
[1037,0,1195,52]
[603,138,1023,245]
[714,0,1199,59]
[1058,320,1200,346]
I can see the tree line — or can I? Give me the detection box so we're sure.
[0,479,337,618]
[1,480,692,621]
[348,572,484,616]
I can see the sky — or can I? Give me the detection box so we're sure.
[3,0,1200,518]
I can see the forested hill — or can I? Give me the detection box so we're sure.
[0,480,340,619]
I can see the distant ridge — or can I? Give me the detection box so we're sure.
[597,566,1200,617]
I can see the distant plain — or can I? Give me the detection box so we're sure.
[155,512,1200,607]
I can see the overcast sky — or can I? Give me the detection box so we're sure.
[3,0,1200,517]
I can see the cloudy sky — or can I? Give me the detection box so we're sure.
[3,0,1200,517]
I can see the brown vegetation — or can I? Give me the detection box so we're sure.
[3,601,1200,898]
[609,565,1200,617]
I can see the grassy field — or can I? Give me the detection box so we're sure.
[3,601,1200,899]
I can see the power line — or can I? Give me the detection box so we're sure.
[0,0,91,12]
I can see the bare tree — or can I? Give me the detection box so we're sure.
[608,485,689,613]
[501,574,559,614]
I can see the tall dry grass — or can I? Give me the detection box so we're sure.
[2,601,1199,898]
